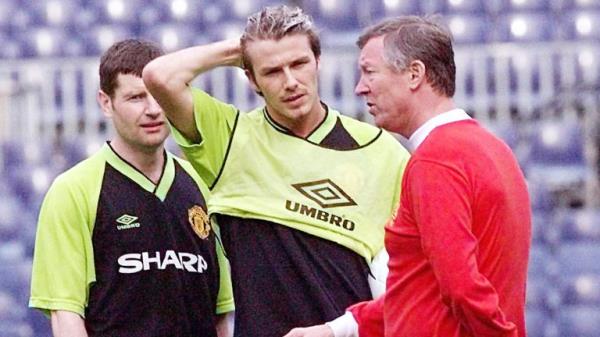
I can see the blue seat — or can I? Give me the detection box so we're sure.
[0,193,24,241]
[28,0,81,28]
[445,14,491,44]
[0,35,23,59]
[83,24,135,56]
[1,141,25,172]
[528,180,556,212]
[17,27,69,58]
[494,0,553,12]
[558,243,600,275]
[558,306,600,337]
[370,0,420,19]
[557,0,600,10]
[492,12,557,42]
[557,243,600,304]
[0,1,18,31]
[141,23,197,52]
[531,211,554,245]
[6,7,33,34]
[433,0,489,14]
[558,209,600,242]
[526,308,552,337]
[0,320,34,337]
[561,274,600,305]
[525,120,587,190]
[0,290,27,321]
[152,0,207,25]
[88,0,143,26]
[560,10,600,40]
[303,0,360,31]
[527,121,585,163]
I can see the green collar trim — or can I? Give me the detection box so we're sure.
[262,102,338,143]
[100,143,175,202]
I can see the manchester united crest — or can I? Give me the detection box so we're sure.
[188,205,211,239]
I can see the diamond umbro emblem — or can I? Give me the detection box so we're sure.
[116,214,140,230]
[292,179,357,209]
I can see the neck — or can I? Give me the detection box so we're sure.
[110,138,165,184]
[406,93,455,138]
[268,102,326,138]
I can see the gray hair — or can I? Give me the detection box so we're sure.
[241,5,321,74]
[358,16,456,97]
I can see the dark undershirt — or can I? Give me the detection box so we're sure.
[219,117,371,337]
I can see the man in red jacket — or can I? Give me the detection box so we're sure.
[285,15,531,337]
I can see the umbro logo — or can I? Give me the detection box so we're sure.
[292,179,357,209]
[116,214,141,230]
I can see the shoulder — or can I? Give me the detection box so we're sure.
[171,153,211,195]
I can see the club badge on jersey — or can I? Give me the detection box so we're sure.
[188,205,211,239]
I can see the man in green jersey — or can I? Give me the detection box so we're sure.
[143,5,410,337]
[29,39,234,336]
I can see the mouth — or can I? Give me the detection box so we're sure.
[282,93,304,104]
[140,121,164,132]
[366,102,376,114]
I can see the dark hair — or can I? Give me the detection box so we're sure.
[99,39,164,97]
[358,16,456,97]
[240,5,321,75]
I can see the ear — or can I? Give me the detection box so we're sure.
[245,69,262,95]
[97,90,113,118]
[407,60,426,90]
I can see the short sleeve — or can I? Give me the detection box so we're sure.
[170,87,239,187]
[29,175,97,317]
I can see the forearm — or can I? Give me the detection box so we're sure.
[144,39,242,91]
[215,311,234,337]
[51,310,88,337]
[143,39,242,141]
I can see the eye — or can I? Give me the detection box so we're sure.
[129,93,144,100]
[292,60,308,68]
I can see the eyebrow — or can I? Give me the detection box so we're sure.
[259,55,312,74]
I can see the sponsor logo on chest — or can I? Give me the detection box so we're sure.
[117,250,208,274]
[115,214,140,230]
[286,179,357,231]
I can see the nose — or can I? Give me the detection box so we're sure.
[283,67,299,90]
[146,94,163,116]
[355,75,369,96]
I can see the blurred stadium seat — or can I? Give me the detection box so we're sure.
[17,27,70,58]
[141,23,198,52]
[303,0,361,31]
[445,14,491,44]
[29,0,81,28]
[88,0,143,27]
[493,12,557,42]
[527,120,585,165]
[494,0,553,12]
[370,0,420,18]
[558,306,600,337]
[83,24,136,56]
[433,0,489,14]
[558,208,600,242]
[525,120,588,193]
[560,10,600,41]
[558,0,600,9]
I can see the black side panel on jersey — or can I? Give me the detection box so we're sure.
[218,215,372,337]
[319,117,360,150]
[86,161,220,337]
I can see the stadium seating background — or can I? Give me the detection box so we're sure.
[1,0,600,336]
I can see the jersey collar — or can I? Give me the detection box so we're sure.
[408,109,471,152]
[101,143,175,201]
[263,102,338,143]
